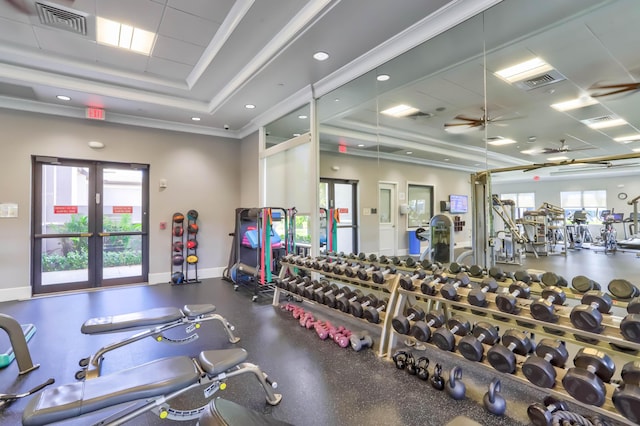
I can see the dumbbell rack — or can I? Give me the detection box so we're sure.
[274,252,639,425]
[388,275,638,424]
[274,255,401,358]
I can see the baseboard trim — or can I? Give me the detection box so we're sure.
[148,267,226,285]
[0,286,32,302]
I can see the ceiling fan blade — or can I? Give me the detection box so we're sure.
[452,115,482,123]
[589,82,640,97]
[444,122,480,127]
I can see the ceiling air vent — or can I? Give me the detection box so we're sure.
[514,69,566,91]
[580,115,617,126]
[36,1,87,35]
[363,145,399,153]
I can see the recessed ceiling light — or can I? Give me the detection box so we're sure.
[583,117,627,129]
[334,98,340,102]
[313,51,329,61]
[96,17,155,55]
[614,134,640,143]
[245,104,256,109]
[550,96,598,111]
[444,158,450,161]
[632,148,640,153]
[381,104,419,118]
[56,95,71,101]
[487,138,517,146]
[548,156,569,161]
[521,149,539,155]
[376,74,390,82]
[191,117,201,121]
[298,115,308,119]
[406,151,413,155]
[495,57,553,83]
[357,144,365,147]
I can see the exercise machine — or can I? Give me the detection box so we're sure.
[22,348,282,426]
[618,195,640,249]
[491,195,529,264]
[597,210,620,254]
[429,214,454,264]
[565,210,593,249]
[0,314,38,374]
[76,304,239,380]
[198,397,293,426]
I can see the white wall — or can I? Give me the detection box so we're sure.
[0,109,241,301]
[240,131,259,207]
[320,152,472,254]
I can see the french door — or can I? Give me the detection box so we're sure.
[32,157,149,294]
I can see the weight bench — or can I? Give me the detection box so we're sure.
[198,397,293,426]
[77,304,240,380]
[23,348,282,426]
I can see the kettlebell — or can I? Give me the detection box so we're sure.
[431,363,444,390]
[483,378,506,416]
[416,357,430,381]
[392,351,410,369]
[446,366,466,400]
[405,353,417,375]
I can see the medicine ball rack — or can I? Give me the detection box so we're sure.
[170,212,185,285]
[274,252,639,425]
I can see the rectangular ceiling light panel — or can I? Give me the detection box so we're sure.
[495,57,553,83]
[381,104,420,117]
[96,17,155,55]
[580,116,627,130]
[551,96,598,112]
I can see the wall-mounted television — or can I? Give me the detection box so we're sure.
[449,194,468,214]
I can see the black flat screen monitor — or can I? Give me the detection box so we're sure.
[449,194,468,214]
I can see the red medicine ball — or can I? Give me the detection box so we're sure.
[187,239,198,249]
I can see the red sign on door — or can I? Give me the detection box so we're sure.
[53,205,78,214]
[338,208,349,214]
[112,206,133,214]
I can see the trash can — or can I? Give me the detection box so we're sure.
[408,230,420,255]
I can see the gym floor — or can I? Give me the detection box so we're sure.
[0,248,636,426]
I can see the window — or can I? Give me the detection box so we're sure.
[500,192,535,219]
[407,184,433,228]
[560,190,606,224]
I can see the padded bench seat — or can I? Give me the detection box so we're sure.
[81,304,216,334]
[22,348,248,426]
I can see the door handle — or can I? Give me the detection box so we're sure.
[80,233,93,237]
[98,232,110,237]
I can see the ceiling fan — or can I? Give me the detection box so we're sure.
[541,139,595,154]
[589,81,640,98]
[444,108,521,131]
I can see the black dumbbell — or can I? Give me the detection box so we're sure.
[467,277,499,307]
[404,257,417,268]
[390,256,404,266]
[468,264,486,278]
[432,316,471,351]
[440,272,471,301]
[530,286,566,323]
[363,299,388,324]
[612,361,640,422]
[521,339,568,389]
[527,397,569,426]
[331,261,351,275]
[445,366,466,400]
[302,280,324,299]
[274,276,297,289]
[391,305,426,335]
[448,262,468,274]
[495,281,531,314]
[322,259,340,272]
[420,272,448,295]
[371,265,397,284]
[290,276,309,293]
[313,282,340,304]
[357,252,367,261]
[350,333,373,352]
[514,269,539,284]
[336,289,364,313]
[368,253,378,263]
[324,287,352,308]
[571,275,601,293]
[378,255,389,264]
[408,312,444,342]
[569,290,612,333]
[483,378,506,416]
[356,264,379,281]
[349,294,378,318]
[541,271,568,287]
[608,278,639,300]
[421,259,443,272]
[562,347,615,406]
[344,263,364,278]
[295,256,308,266]
[398,269,427,291]
[457,322,499,362]
[489,266,509,281]
[487,329,533,374]
[621,297,640,343]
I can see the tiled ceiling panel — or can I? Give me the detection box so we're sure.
[146,55,192,80]
[33,26,96,61]
[152,35,204,66]
[95,0,164,32]
[158,6,219,46]
[166,0,235,24]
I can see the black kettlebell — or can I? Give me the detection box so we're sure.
[431,363,444,390]
[483,378,506,416]
[416,357,430,381]
[406,353,417,375]
[392,350,410,369]
[446,366,466,400]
